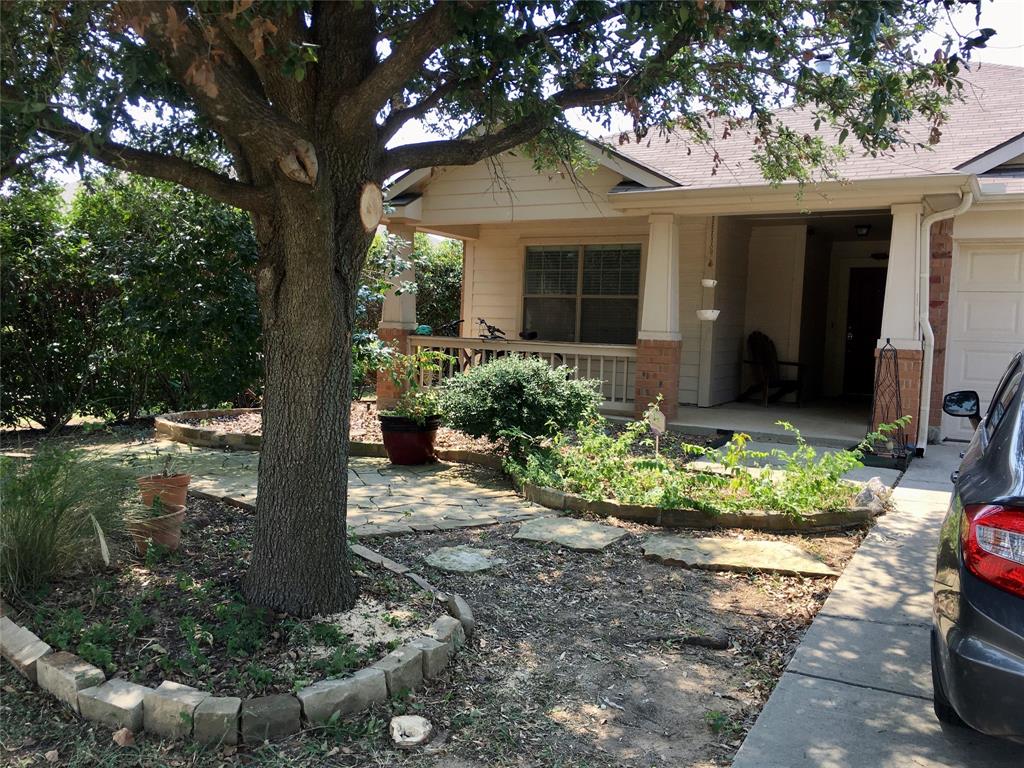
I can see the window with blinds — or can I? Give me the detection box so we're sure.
[522,244,640,344]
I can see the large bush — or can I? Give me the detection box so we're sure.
[70,173,261,418]
[0,182,108,430]
[438,354,602,447]
[1,175,261,426]
[0,446,138,597]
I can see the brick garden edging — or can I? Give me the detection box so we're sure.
[156,408,881,533]
[0,547,474,746]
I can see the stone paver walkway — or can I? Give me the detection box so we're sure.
[513,515,628,551]
[86,439,543,537]
[731,443,1022,768]
[643,535,837,577]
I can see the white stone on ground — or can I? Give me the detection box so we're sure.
[514,515,627,551]
[424,545,505,572]
[390,714,432,747]
[644,535,837,577]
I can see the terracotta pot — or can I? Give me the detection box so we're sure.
[130,504,186,556]
[137,473,191,507]
[379,414,441,465]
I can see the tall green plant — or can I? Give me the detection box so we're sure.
[0,182,107,430]
[69,173,261,418]
[0,446,140,597]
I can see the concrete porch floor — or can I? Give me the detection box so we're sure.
[668,399,872,448]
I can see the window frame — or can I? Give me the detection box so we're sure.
[521,241,643,344]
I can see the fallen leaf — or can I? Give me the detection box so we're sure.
[45,750,59,763]
[112,728,135,747]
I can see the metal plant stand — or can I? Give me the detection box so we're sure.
[864,339,910,470]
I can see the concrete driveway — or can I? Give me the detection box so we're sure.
[731,443,1023,768]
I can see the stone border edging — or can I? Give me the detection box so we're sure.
[0,546,473,746]
[156,408,879,534]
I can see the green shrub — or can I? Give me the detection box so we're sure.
[0,445,139,596]
[438,355,602,449]
[0,182,107,430]
[70,173,261,418]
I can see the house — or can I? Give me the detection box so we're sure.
[377,62,1024,451]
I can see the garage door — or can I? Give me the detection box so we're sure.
[942,243,1024,440]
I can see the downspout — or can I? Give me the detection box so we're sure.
[917,190,974,457]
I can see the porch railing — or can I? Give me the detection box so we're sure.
[409,336,637,406]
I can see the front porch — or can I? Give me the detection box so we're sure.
[378,170,930,447]
[667,400,871,448]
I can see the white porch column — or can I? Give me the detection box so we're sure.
[879,203,923,349]
[379,223,417,331]
[639,214,681,340]
[635,214,682,418]
[873,202,925,446]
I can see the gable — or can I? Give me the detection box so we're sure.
[387,151,639,225]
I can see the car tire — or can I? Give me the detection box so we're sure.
[931,631,967,728]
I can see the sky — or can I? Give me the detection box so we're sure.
[389,0,1024,148]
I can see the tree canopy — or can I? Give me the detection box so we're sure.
[3,1,995,200]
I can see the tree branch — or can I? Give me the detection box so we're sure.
[118,1,310,159]
[380,86,622,176]
[340,2,458,124]
[33,105,272,213]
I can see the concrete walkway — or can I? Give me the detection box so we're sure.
[732,443,1023,767]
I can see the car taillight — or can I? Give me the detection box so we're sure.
[961,504,1024,598]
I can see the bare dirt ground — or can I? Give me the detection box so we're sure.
[367,517,862,768]
[1,499,862,768]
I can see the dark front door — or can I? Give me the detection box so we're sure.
[844,267,887,396]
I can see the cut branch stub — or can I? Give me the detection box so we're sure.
[359,182,383,232]
[277,139,318,185]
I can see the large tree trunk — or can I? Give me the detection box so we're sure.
[243,178,373,617]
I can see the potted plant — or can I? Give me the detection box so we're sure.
[136,453,191,508]
[129,497,186,556]
[378,349,451,465]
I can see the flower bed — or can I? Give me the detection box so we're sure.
[0,488,474,745]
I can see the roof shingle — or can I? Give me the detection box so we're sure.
[604,62,1024,189]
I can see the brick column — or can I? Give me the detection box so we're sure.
[635,213,682,419]
[871,347,923,447]
[927,219,954,438]
[375,327,411,409]
[634,339,682,419]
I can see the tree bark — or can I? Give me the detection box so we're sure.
[242,171,373,617]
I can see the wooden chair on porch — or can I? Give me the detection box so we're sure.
[740,331,803,407]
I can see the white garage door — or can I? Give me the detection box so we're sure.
[942,242,1024,440]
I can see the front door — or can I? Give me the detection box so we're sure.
[843,267,887,396]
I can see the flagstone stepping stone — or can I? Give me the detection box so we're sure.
[424,545,505,573]
[643,535,837,577]
[514,516,627,552]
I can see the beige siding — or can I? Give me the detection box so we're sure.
[417,153,626,226]
[676,217,710,405]
[460,218,649,339]
[707,217,752,405]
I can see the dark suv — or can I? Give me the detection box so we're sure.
[932,350,1024,741]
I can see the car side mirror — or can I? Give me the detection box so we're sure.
[943,390,981,429]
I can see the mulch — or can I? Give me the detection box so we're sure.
[11,497,444,699]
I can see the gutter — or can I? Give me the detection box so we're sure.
[917,190,974,457]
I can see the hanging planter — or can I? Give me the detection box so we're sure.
[696,309,720,322]
[701,278,718,288]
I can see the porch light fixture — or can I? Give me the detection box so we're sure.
[696,309,720,322]
[854,223,872,238]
